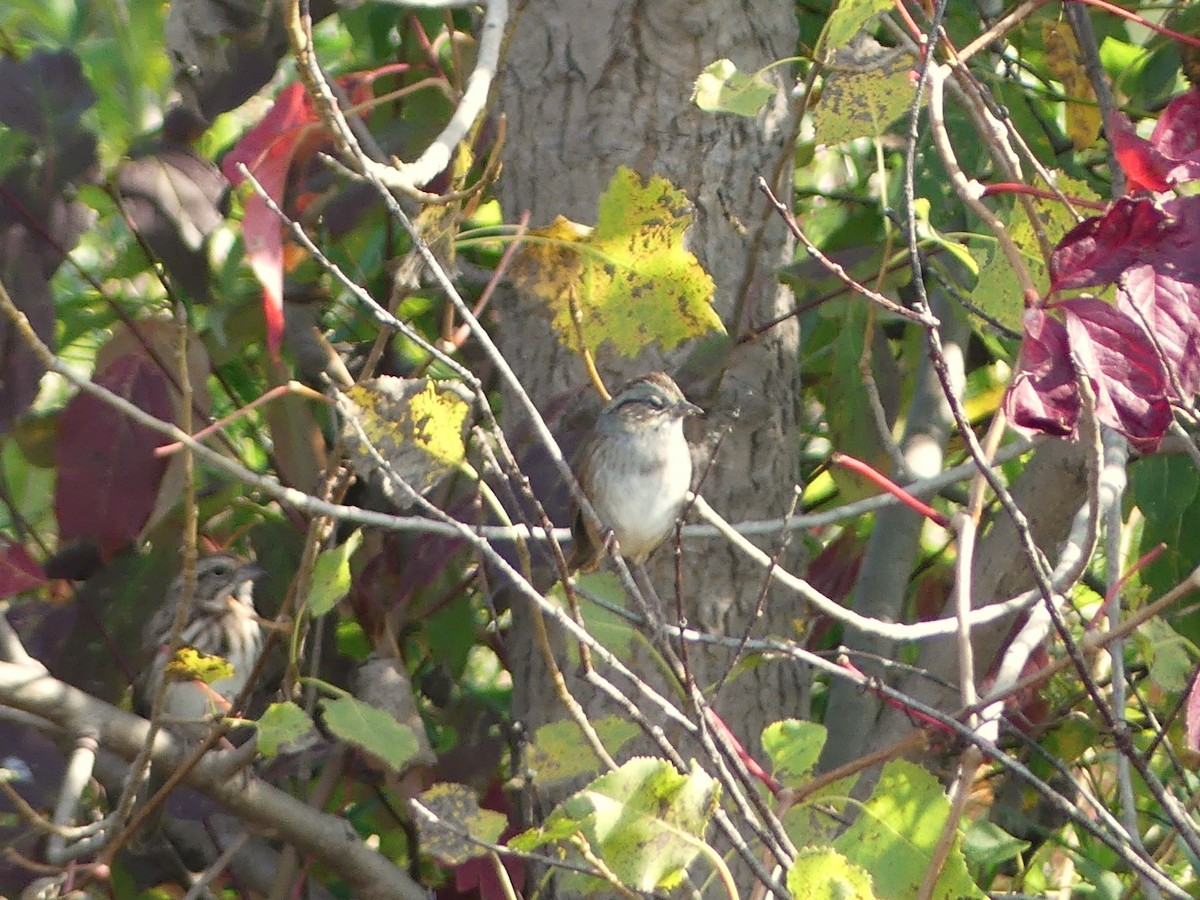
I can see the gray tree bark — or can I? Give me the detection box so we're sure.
[496,0,803,890]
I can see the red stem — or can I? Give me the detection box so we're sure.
[981,182,1108,211]
[1073,0,1200,49]
[839,656,956,734]
[830,452,952,528]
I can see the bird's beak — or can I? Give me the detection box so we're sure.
[680,400,704,418]
[238,562,268,583]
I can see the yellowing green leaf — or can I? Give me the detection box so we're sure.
[692,59,775,117]
[164,647,233,685]
[528,717,640,784]
[834,759,985,899]
[512,167,722,358]
[256,701,315,757]
[968,173,1101,332]
[341,376,472,500]
[788,847,876,899]
[762,719,827,787]
[416,782,507,865]
[813,50,916,145]
[512,757,719,894]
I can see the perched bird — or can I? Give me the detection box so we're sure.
[138,554,265,732]
[567,372,703,572]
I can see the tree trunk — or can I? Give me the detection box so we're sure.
[496,0,802,889]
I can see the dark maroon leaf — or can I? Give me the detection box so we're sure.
[0,542,45,599]
[0,723,66,897]
[1117,264,1200,401]
[0,175,94,432]
[116,144,227,301]
[1187,665,1200,754]
[54,354,173,559]
[1004,308,1079,439]
[0,71,97,432]
[1058,297,1171,452]
[0,51,95,140]
[1050,199,1172,291]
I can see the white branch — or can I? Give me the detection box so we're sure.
[364,0,507,192]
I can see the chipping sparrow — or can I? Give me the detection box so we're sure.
[138,554,265,731]
[567,372,703,573]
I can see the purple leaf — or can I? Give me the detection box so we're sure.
[1117,264,1200,401]
[1156,195,1200,286]
[1050,199,1172,291]
[1004,308,1079,439]
[1058,297,1171,452]
[1150,88,1200,184]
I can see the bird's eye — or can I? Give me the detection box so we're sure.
[647,396,667,410]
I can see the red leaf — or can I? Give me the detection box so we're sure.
[222,75,382,357]
[1058,297,1171,452]
[1049,198,1171,291]
[0,542,45,599]
[1004,308,1079,439]
[1117,264,1200,402]
[1108,111,1174,193]
[54,354,173,559]
[1187,668,1200,754]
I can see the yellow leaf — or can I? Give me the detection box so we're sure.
[512,167,722,358]
[1042,21,1100,150]
[165,647,234,686]
[342,377,471,498]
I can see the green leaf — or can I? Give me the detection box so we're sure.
[913,198,977,276]
[692,59,775,117]
[1131,454,1200,605]
[256,702,315,758]
[762,719,827,787]
[813,50,916,145]
[307,529,362,616]
[552,572,639,663]
[511,166,722,359]
[416,782,507,865]
[514,757,719,894]
[320,694,421,773]
[788,846,877,899]
[962,819,1030,869]
[527,717,641,784]
[822,0,893,52]
[834,759,985,899]
[1136,617,1196,693]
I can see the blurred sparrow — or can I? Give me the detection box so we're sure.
[138,554,265,731]
[567,372,703,573]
